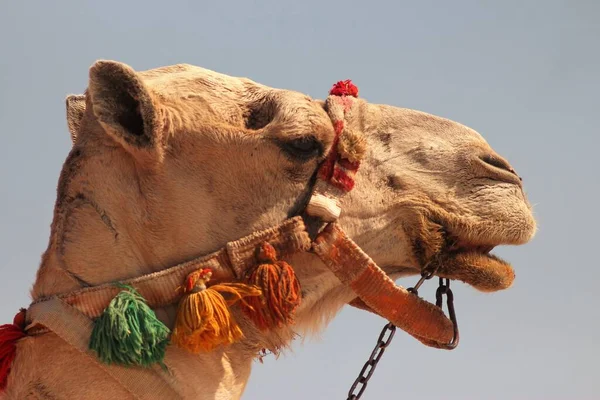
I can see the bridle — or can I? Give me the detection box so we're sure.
[1,80,460,399]
[297,80,460,399]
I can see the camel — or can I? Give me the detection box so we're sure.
[2,60,536,399]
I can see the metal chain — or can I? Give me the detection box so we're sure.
[346,322,396,400]
[407,263,438,296]
[435,278,460,349]
[346,270,458,399]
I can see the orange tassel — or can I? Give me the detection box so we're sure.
[171,268,261,353]
[241,242,302,330]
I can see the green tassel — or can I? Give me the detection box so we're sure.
[89,284,170,367]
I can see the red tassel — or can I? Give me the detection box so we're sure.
[0,309,26,390]
[329,80,359,97]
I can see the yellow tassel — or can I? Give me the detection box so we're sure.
[171,268,261,353]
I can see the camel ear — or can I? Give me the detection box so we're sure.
[66,94,86,143]
[88,60,162,159]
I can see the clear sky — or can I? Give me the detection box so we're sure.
[1,1,598,399]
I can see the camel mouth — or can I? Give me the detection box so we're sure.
[397,214,519,292]
[427,235,516,292]
[448,239,496,256]
[448,238,504,265]
[389,244,515,293]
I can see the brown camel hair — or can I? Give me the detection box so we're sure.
[4,61,536,399]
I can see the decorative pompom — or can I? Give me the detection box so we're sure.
[89,285,170,367]
[171,268,261,353]
[0,309,26,390]
[329,80,359,97]
[241,242,302,330]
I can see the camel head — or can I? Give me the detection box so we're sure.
[37,60,535,351]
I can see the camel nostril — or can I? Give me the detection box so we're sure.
[478,153,523,185]
[479,154,518,176]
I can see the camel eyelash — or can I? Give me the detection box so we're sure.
[276,136,323,161]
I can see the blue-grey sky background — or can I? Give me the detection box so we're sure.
[1,1,598,399]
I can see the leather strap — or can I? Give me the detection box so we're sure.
[312,223,454,347]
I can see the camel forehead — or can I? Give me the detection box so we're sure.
[138,64,253,96]
[135,63,331,132]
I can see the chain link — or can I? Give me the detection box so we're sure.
[435,278,460,349]
[346,272,459,399]
[407,263,438,296]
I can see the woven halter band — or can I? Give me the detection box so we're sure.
[25,215,453,344]
[0,80,455,396]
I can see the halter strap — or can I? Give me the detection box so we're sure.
[304,80,456,348]
[26,217,310,328]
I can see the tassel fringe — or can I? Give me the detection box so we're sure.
[241,242,302,330]
[89,285,170,367]
[172,268,261,353]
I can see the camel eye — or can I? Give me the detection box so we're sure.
[279,136,322,161]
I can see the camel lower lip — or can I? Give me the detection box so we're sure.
[427,250,516,292]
